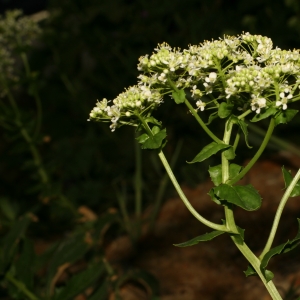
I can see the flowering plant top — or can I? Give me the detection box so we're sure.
[89,33,300,133]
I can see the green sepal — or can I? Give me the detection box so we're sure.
[244,264,257,277]
[224,146,235,160]
[282,166,300,197]
[188,142,230,164]
[218,102,234,118]
[172,89,186,104]
[251,107,277,122]
[205,111,218,125]
[173,230,225,247]
[260,218,300,282]
[208,163,242,186]
[212,184,262,211]
[275,109,298,126]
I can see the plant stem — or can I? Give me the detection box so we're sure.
[222,118,239,232]
[20,52,42,140]
[259,168,300,260]
[158,150,228,232]
[166,78,222,143]
[184,98,223,144]
[221,118,282,299]
[6,89,49,184]
[248,122,300,157]
[5,272,39,300]
[227,117,276,185]
[232,241,283,300]
[150,139,183,229]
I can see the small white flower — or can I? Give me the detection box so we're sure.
[276,91,292,110]
[205,72,217,83]
[196,100,206,111]
[251,94,267,114]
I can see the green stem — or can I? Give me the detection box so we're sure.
[158,150,228,232]
[149,139,183,229]
[227,118,276,185]
[135,111,227,231]
[237,109,252,120]
[232,242,282,300]
[248,122,300,157]
[6,90,48,184]
[20,52,42,140]
[5,272,39,300]
[221,119,282,299]
[184,99,223,144]
[222,118,239,232]
[259,168,300,260]
[166,77,222,144]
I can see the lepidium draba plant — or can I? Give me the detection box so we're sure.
[89,33,300,299]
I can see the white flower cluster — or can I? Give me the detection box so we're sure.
[135,33,300,114]
[89,85,162,131]
[91,33,300,130]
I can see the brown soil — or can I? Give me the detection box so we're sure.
[106,152,300,300]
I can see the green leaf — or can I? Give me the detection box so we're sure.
[224,147,235,160]
[260,218,300,282]
[46,231,90,294]
[229,164,242,180]
[275,109,298,125]
[282,166,300,197]
[208,163,242,187]
[15,238,35,290]
[174,230,225,247]
[188,142,230,164]
[237,119,252,148]
[244,265,257,277]
[142,128,167,149]
[251,107,277,122]
[0,197,17,221]
[218,102,234,118]
[213,184,262,211]
[136,133,149,144]
[208,165,222,186]
[0,214,31,273]
[144,117,162,126]
[172,89,186,104]
[54,263,105,300]
[205,111,218,125]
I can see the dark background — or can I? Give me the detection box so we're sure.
[1,0,300,226]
